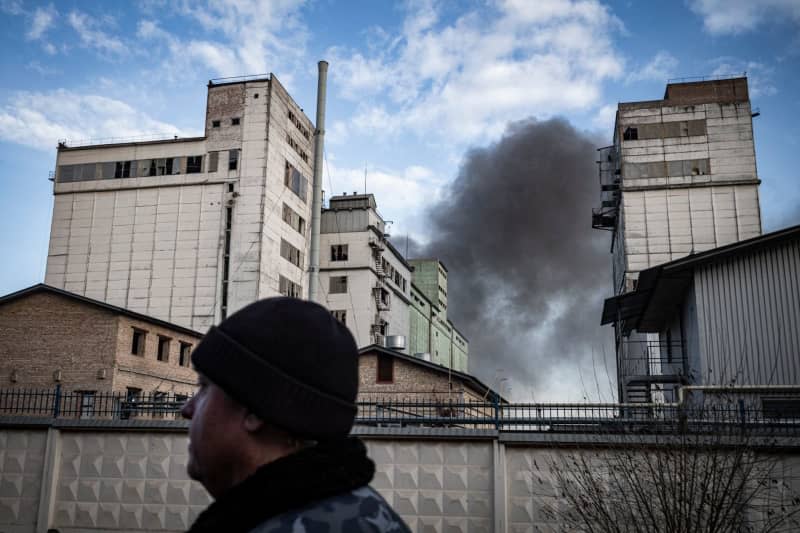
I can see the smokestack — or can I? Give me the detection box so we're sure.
[308,60,328,302]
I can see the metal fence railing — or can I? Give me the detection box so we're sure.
[2,387,800,435]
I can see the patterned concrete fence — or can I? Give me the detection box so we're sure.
[1,419,799,533]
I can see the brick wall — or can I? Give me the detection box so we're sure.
[0,292,118,391]
[113,315,200,395]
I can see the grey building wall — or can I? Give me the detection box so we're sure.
[691,237,800,386]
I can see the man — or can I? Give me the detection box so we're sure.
[182,297,410,532]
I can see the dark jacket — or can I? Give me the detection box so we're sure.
[187,437,410,533]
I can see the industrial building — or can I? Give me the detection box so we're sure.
[0,284,201,404]
[318,193,469,372]
[594,76,764,402]
[43,74,470,374]
[45,74,315,332]
[601,224,800,405]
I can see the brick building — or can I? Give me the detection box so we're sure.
[358,345,498,403]
[0,284,201,403]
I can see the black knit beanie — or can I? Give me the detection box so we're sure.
[191,297,359,440]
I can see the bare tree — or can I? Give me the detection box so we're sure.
[534,421,800,533]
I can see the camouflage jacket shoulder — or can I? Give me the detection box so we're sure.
[249,485,411,533]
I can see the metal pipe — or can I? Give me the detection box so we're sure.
[308,60,328,302]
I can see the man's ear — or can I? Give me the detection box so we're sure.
[242,412,265,433]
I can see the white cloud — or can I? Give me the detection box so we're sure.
[0,89,193,151]
[626,51,678,83]
[592,103,617,132]
[138,0,308,82]
[711,59,778,97]
[67,11,127,56]
[689,0,800,35]
[327,0,624,144]
[26,60,60,76]
[26,4,56,40]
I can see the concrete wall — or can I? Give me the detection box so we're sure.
[1,422,798,533]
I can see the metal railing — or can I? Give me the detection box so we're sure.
[620,339,687,379]
[2,388,799,435]
[57,132,200,149]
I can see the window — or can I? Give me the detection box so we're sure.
[231,117,240,125]
[377,354,393,383]
[186,156,202,174]
[79,391,96,419]
[121,387,141,419]
[623,127,638,141]
[282,203,306,235]
[153,391,168,418]
[332,310,347,325]
[208,151,219,173]
[212,120,221,128]
[279,275,302,298]
[143,158,179,177]
[331,244,348,261]
[284,161,308,202]
[286,134,309,162]
[114,161,134,178]
[131,328,146,356]
[157,336,170,362]
[280,238,304,268]
[179,342,192,367]
[228,149,239,171]
[57,163,97,183]
[330,276,348,294]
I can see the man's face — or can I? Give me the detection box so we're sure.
[181,374,248,497]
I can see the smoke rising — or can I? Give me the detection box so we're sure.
[408,118,615,401]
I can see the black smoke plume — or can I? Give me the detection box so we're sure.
[405,118,615,401]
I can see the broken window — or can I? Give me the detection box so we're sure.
[208,151,219,173]
[212,120,221,128]
[623,127,638,141]
[179,342,192,367]
[143,158,179,177]
[228,149,240,171]
[330,276,348,294]
[331,244,348,261]
[231,117,240,126]
[131,328,146,356]
[186,156,202,174]
[280,238,304,268]
[279,275,302,298]
[57,163,97,183]
[282,203,305,235]
[114,161,134,178]
[157,336,170,362]
[331,310,347,325]
[377,354,393,382]
[284,160,308,202]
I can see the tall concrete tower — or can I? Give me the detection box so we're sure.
[593,76,762,402]
[45,75,315,331]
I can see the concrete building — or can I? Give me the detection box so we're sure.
[45,75,315,332]
[0,284,201,400]
[408,260,468,372]
[594,76,763,402]
[318,193,412,348]
[601,224,800,405]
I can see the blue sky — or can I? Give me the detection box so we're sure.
[1,0,799,399]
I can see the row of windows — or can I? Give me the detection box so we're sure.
[624,158,711,180]
[288,110,311,140]
[282,203,306,235]
[381,258,408,292]
[284,161,308,202]
[211,117,240,128]
[130,328,192,367]
[280,238,304,268]
[622,119,707,141]
[279,274,302,298]
[286,133,309,163]
[57,153,221,183]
